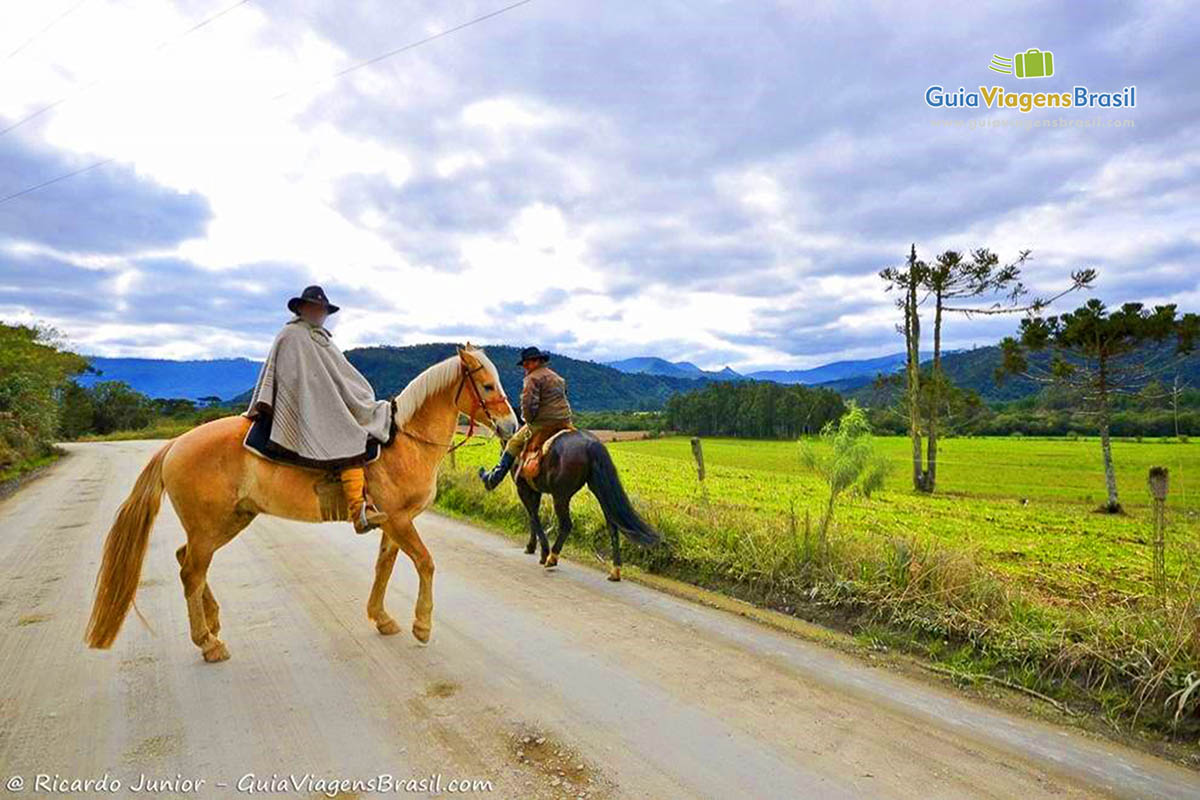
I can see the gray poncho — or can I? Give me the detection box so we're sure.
[245,318,392,463]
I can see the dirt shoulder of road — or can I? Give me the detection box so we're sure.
[433,503,1200,773]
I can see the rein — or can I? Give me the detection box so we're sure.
[396,361,509,452]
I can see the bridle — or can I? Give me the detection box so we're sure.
[397,359,511,452]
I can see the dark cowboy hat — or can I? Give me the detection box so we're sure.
[287,285,340,315]
[516,346,551,365]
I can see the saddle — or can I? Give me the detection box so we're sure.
[517,423,576,482]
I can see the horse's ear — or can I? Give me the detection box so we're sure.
[457,344,478,367]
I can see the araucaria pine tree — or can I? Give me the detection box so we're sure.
[999,300,1199,512]
[880,244,1087,494]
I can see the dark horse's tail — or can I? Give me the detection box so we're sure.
[585,438,661,546]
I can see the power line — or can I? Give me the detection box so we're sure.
[272,0,533,100]
[5,0,90,62]
[0,157,113,205]
[335,0,532,80]
[0,0,535,207]
[0,0,253,138]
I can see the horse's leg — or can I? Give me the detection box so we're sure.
[176,545,221,636]
[386,519,435,643]
[177,511,253,663]
[367,533,402,635]
[607,521,622,581]
[517,482,538,554]
[517,481,549,562]
[546,494,573,569]
[524,503,540,556]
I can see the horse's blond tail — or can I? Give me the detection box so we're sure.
[85,441,172,649]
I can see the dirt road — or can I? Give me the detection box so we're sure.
[1,441,1196,799]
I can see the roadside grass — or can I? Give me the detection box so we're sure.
[438,436,1200,743]
[0,450,62,484]
[77,418,199,442]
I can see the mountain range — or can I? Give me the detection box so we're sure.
[84,344,1118,411]
[79,357,263,401]
[83,348,913,408]
[748,353,909,384]
[605,357,745,382]
[606,352,907,385]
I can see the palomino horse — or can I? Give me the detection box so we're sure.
[516,430,660,580]
[85,346,518,662]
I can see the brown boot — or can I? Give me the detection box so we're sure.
[340,466,388,534]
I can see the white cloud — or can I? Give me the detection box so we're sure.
[0,0,1194,372]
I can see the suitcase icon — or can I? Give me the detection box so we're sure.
[1014,48,1054,79]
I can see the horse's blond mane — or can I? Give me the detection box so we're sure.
[391,346,500,429]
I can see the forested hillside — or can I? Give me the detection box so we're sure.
[349,344,705,412]
[834,343,1200,405]
[665,380,845,438]
[0,324,86,476]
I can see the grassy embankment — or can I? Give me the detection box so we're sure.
[436,434,1200,745]
[76,408,234,442]
[77,419,199,442]
[0,451,63,484]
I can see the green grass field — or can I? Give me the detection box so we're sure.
[446,435,1199,606]
[613,435,1200,509]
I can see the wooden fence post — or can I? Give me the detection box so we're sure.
[1148,466,1169,600]
[690,437,705,482]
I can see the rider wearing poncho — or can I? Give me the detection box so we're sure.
[245,285,392,534]
[479,346,573,489]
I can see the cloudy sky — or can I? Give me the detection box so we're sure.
[0,0,1195,371]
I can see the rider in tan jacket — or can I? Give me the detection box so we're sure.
[479,346,572,489]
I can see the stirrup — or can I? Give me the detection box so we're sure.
[353,503,388,534]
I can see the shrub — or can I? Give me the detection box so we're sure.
[0,323,87,472]
[799,403,889,541]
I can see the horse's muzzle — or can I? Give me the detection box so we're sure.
[496,416,518,441]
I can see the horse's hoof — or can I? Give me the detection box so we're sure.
[412,621,431,643]
[524,545,536,555]
[376,618,402,636]
[608,567,621,582]
[538,554,547,565]
[202,639,230,663]
[545,553,559,569]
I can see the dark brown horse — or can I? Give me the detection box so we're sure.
[513,431,660,580]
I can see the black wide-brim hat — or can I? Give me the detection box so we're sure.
[287,285,340,315]
[516,346,551,365]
